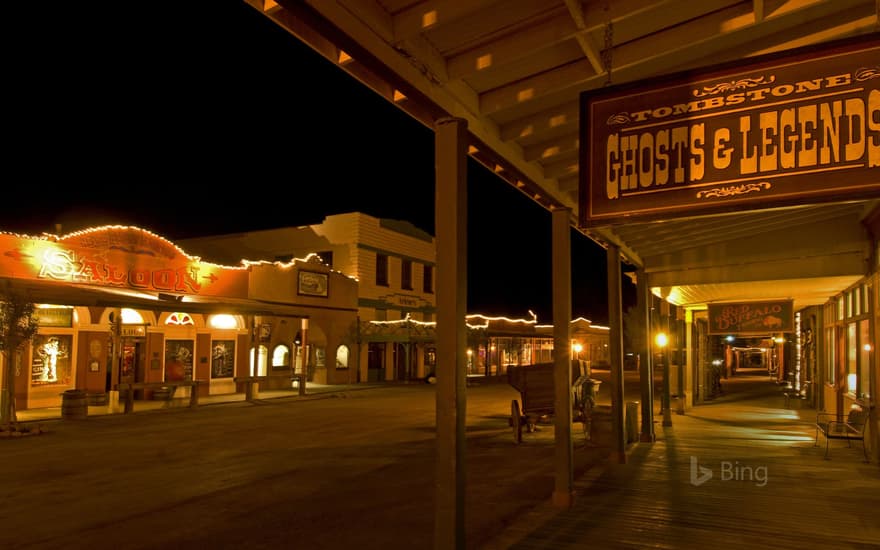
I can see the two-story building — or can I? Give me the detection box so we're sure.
[179,212,438,383]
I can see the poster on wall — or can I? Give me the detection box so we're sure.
[211,340,235,378]
[165,340,194,381]
[298,270,329,297]
[30,334,72,386]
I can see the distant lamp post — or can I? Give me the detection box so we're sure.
[572,342,583,361]
[655,332,672,427]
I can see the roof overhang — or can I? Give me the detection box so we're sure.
[248,0,880,313]
[0,278,335,318]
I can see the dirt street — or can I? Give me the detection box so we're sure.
[3,379,616,549]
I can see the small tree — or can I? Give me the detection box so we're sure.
[0,287,39,426]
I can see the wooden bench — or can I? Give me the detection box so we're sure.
[117,380,202,414]
[814,405,870,462]
[234,376,268,401]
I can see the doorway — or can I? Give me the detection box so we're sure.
[367,343,385,382]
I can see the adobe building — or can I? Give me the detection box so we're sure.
[0,225,359,411]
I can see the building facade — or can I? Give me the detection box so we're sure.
[179,213,615,385]
[0,225,359,411]
[179,212,438,383]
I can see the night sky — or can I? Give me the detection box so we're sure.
[4,1,633,324]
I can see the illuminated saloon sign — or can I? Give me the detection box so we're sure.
[0,226,249,299]
[579,35,879,227]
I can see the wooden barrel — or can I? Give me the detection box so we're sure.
[61,390,88,420]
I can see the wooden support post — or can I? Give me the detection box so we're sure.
[551,206,574,508]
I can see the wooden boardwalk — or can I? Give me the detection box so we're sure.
[487,370,880,549]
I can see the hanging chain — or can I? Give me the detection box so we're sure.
[601,4,613,86]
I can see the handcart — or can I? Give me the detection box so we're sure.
[507,362,601,444]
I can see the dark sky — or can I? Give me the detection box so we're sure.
[5,1,633,324]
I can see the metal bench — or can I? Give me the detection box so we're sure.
[814,405,870,462]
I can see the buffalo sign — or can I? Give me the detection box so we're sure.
[708,300,794,335]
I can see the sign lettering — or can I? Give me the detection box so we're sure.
[708,300,794,334]
[580,36,880,226]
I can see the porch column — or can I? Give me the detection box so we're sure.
[637,268,655,442]
[433,116,468,550]
[684,309,694,409]
[384,343,394,381]
[606,243,626,463]
[299,318,309,395]
[675,309,686,415]
[551,207,574,508]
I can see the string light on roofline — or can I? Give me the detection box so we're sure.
[5,223,355,279]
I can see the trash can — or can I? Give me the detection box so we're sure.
[61,390,88,420]
[625,401,640,443]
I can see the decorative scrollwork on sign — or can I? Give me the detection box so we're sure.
[696,182,771,199]
[854,66,880,81]
[692,75,776,97]
[606,112,631,126]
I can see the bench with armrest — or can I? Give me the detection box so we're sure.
[233,375,268,401]
[814,405,870,462]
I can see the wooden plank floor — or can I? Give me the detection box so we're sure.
[486,370,880,549]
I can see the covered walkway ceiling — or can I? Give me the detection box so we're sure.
[249,0,880,311]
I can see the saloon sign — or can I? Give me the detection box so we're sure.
[0,226,249,299]
[708,300,794,335]
[579,35,879,226]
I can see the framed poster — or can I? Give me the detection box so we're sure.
[31,334,72,386]
[298,270,329,297]
[165,340,194,381]
[211,340,235,378]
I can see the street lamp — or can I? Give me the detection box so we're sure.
[655,332,672,427]
[572,342,583,361]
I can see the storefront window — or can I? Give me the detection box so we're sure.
[846,323,857,394]
[209,314,240,330]
[211,340,235,378]
[250,345,268,376]
[34,305,73,327]
[31,334,72,386]
[272,345,290,369]
[121,308,144,324]
[165,312,194,325]
[165,340,194,381]
[858,320,871,399]
[423,347,436,373]
[825,326,835,385]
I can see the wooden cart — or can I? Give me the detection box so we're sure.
[507,362,601,444]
